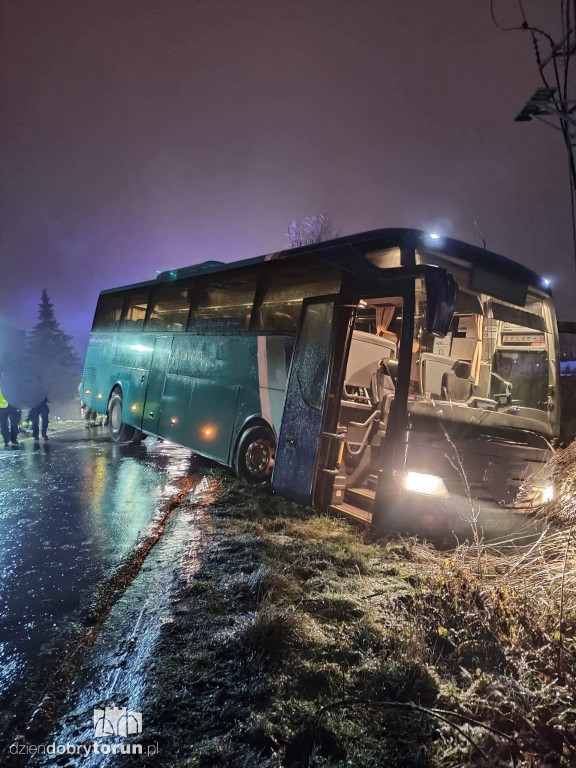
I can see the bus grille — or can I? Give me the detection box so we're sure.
[83,366,96,390]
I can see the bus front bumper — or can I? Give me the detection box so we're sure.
[374,477,553,541]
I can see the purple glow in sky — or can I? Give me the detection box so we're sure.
[0,0,572,352]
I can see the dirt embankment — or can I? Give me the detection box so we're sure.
[139,456,576,768]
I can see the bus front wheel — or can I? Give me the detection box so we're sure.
[108,391,136,443]
[235,425,276,483]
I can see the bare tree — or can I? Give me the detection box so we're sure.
[285,214,339,248]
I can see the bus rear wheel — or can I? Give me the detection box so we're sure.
[235,425,276,483]
[108,391,136,443]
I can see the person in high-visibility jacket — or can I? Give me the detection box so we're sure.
[0,376,21,447]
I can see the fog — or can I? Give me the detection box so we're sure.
[0,0,572,352]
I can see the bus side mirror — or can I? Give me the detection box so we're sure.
[424,271,458,338]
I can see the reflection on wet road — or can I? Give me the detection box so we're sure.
[0,429,194,741]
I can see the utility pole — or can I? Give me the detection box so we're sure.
[492,1,576,271]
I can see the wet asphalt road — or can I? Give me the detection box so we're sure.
[0,427,195,741]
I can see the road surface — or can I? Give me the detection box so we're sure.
[0,427,195,747]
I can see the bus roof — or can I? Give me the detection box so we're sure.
[103,228,551,296]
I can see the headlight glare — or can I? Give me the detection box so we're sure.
[403,471,448,497]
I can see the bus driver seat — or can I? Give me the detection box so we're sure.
[441,360,474,402]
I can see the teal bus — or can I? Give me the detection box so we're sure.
[81,229,559,537]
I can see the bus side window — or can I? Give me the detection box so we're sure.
[190,271,257,333]
[120,290,149,331]
[92,292,124,331]
[253,265,341,334]
[147,284,192,332]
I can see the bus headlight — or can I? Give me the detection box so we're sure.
[403,471,448,497]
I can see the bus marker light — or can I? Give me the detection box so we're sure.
[403,471,448,497]
[85,389,92,395]
[130,404,138,412]
[202,426,215,439]
[97,393,103,399]
[170,417,178,425]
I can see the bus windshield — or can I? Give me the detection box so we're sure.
[408,281,559,437]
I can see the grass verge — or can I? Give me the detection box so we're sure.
[140,451,576,767]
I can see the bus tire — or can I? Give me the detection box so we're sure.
[108,391,136,443]
[235,425,276,484]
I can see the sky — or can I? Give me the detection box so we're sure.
[0,0,573,352]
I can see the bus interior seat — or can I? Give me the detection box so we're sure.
[337,330,399,474]
[420,352,455,398]
[441,360,474,402]
[269,311,296,333]
[255,305,299,333]
[343,364,377,405]
[475,361,492,399]
[370,358,398,406]
[343,331,396,405]
[340,356,399,463]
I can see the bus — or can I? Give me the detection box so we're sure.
[81,228,559,538]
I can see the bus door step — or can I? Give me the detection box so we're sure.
[345,486,376,514]
[366,473,379,492]
[330,502,373,525]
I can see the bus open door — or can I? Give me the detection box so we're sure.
[272,296,355,505]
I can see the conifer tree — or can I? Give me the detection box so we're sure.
[28,290,80,404]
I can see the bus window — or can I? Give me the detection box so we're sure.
[120,290,149,331]
[92,292,124,330]
[296,302,334,409]
[410,282,557,432]
[147,284,192,332]
[254,265,341,334]
[190,270,257,333]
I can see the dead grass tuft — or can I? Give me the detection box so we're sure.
[284,721,347,767]
[238,600,326,660]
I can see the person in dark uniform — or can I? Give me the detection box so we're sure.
[29,397,49,441]
[2,353,49,443]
